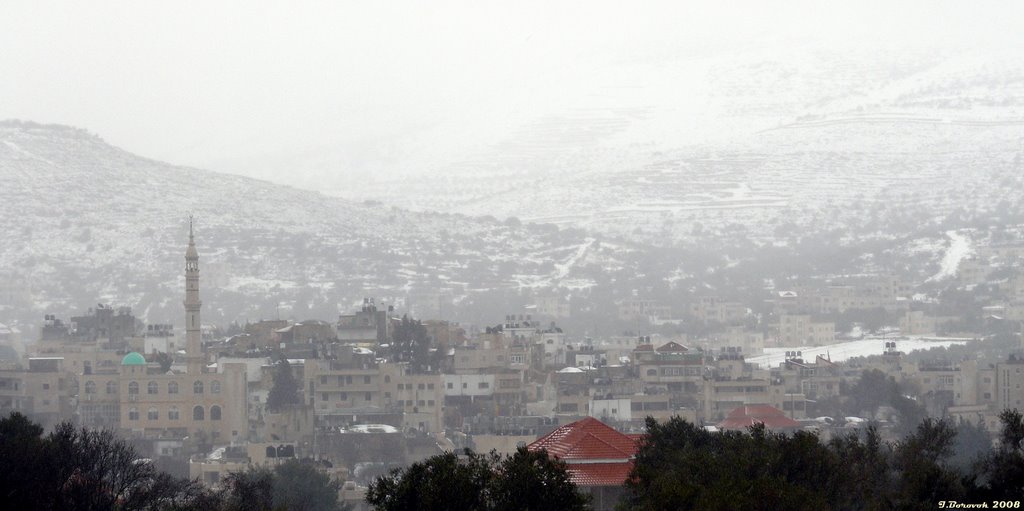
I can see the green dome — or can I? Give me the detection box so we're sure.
[121,352,146,365]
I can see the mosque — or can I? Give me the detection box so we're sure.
[79,219,247,442]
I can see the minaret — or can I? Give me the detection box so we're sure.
[184,216,203,374]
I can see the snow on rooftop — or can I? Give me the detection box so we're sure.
[345,424,399,434]
[748,336,973,368]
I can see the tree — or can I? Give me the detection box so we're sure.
[0,412,217,511]
[366,447,588,511]
[890,418,970,510]
[391,315,437,373]
[0,412,50,509]
[997,408,1024,450]
[221,466,274,511]
[221,459,344,511]
[273,459,344,511]
[979,409,1024,500]
[267,358,301,412]
[622,417,841,511]
[490,448,590,511]
[367,450,493,511]
[154,351,173,373]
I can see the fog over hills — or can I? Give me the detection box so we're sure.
[0,120,648,332]
[318,44,1024,243]
[3,102,1024,341]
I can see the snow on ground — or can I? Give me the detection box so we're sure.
[747,336,974,368]
[928,230,975,282]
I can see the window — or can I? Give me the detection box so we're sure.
[418,383,425,390]
[210,406,221,421]
[364,376,371,384]
[320,376,327,384]
[128,381,139,395]
[340,392,348,400]
[462,383,467,389]
[427,400,435,406]
[478,382,490,389]
[211,380,221,394]
[148,408,158,420]
[384,375,391,383]
[128,407,139,421]
[106,381,117,394]
[427,383,434,390]
[322,393,328,401]
[365,392,372,401]
[169,407,179,420]
[511,355,524,364]
[85,381,96,394]
[194,381,203,394]
[168,381,178,394]
[447,382,453,389]
[345,376,352,384]
[42,383,50,390]
[193,406,204,420]
[417,400,425,406]
[148,381,158,395]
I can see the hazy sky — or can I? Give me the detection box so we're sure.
[2,1,1021,184]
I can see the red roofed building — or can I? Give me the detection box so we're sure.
[528,417,638,510]
[716,404,801,431]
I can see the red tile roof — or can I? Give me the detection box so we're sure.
[716,404,801,430]
[529,417,638,460]
[528,417,637,487]
[567,461,636,487]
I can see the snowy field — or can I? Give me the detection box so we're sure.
[747,336,974,368]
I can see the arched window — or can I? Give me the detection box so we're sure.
[128,407,139,421]
[106,381,117,394]
[210,405,222,421]
[211,380,221,394]
[147,381,159,395]
[193,381,203,394]
[193,406,204,421]
[84,381,96,394]
[148,407,159,420]
[168,381,179,394]
[128,381,139,395]
[168,407,180,421]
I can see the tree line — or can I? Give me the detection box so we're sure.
[622,410,1024,511]
[0,412,345,511]
[6,407,1024,510]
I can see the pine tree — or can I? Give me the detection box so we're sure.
[267,358,301,412]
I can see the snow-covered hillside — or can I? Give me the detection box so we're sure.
[321,44,1024,245]
[0,121,641,328]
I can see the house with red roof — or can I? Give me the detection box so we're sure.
[527,417,639,510]
[716,404,800,431]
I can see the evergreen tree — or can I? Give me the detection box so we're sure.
[267,358,301,412]
[391,315,437,373]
